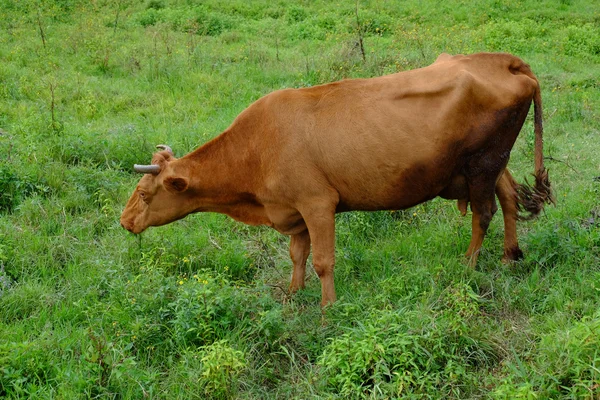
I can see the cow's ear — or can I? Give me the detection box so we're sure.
[164,176,189,193]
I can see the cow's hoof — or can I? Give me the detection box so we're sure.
[502,247,524,263]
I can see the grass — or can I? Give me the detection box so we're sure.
[1,0,599,398]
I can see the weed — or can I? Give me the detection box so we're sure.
[199,340,246,398]
[493,313,600,398]
[0,164,51,213]
[319,303,498,398]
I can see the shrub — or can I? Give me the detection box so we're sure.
[138,8,160,28]
[167,271,282,348]
[562,24,600,57]
[146,0,164,11]
[136,6,234,37]
[319,291,498,399]
[192,9,234,37]
[287,6,308,23]
[199,340,246,398]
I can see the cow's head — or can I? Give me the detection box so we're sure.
[120,145,193,234]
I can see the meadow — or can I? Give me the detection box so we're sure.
[1,0,599,398]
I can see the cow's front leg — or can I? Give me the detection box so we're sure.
[289,230,311,294]
[300,203,337,307]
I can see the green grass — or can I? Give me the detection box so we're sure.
[1,0,599,398]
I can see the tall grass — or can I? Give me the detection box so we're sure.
[1,0,599,398]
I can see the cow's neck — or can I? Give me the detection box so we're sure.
[178,128,269,226]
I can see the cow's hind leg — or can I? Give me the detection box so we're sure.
[496,169,524,262]
[289,230,311,293]
[465,178,498,267]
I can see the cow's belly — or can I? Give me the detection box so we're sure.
[333,161,454,212]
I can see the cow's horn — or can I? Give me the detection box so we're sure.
[134,164,161,174]
[156,144,174,155]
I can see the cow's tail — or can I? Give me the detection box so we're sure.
[516,78,555,220]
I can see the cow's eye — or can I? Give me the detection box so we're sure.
[138,191,148,203]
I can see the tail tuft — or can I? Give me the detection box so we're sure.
[516,168,555,220]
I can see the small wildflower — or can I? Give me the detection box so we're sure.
[179,280,184,285]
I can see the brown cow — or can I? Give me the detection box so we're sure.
[121,52,553,306]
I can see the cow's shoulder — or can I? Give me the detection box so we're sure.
[433,52,458,64]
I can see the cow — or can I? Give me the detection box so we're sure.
[121,52,554,307]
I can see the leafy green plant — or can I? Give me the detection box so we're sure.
[0,164,51,213]
[167,271,282,349]
[0,337,57,397]
[562,24,600,57]
[199,340,246,398]
[286,6,307,23]
[493,313,600,399]
[319,300,498,398]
